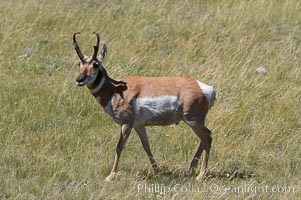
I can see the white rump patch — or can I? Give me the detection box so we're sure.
[197,81,215,108]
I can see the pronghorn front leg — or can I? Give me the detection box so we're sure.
[134,126,158,175]
[105,124,132,182]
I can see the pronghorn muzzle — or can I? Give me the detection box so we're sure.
[76,73,87,86]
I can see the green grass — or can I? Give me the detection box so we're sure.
[0,0,300,199]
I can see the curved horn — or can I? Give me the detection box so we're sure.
[100,44,107,61]
[92,32,100,61]
[73,32,84,61]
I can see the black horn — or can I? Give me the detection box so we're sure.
[92,32,100,61]
[73,32,84,62]
[101,44,107,61]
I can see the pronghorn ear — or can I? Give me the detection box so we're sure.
[110,79,127,98]
[111,80,127,90]
[98,44,107,63]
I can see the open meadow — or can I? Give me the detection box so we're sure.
[0,0,300,199]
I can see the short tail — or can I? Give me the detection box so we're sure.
[197,80,216,109]
[213,89,216,101]
[212,89,216,107]
[210,89,216,109]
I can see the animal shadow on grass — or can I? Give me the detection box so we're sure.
[132,166,256,182]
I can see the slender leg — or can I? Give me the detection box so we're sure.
[187,122,212,180]
[196,127,212,180]
[190,142,204,175]
[105,124,132,181]
[134,126,158,174]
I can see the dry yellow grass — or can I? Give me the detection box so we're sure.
[0,0,300,199]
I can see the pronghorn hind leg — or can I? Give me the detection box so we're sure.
[105,124,132,182]
[134,126,158,175]
[199,127,212,180]
[195,126,212,180]
[190,141,204,175]
[185,120,212,180]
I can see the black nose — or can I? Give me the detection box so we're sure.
[76,73,86,84]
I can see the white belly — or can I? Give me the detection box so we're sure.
[133,96,182,126]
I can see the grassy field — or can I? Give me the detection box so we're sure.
[0,0,300,199]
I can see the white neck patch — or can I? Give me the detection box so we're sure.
[103,94,122,124]
[95,96,102,103]
[90,76,106,94]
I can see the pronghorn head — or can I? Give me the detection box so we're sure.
[73,32,107,86]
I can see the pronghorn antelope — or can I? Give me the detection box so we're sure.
[73,32,216,181]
